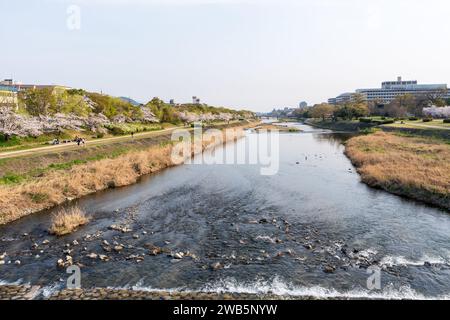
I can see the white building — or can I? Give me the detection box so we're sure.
[328,92,355,105]
[329,77,450,105]
[192,96,201,104]
[356,77,449,104]
[0,86,19,110]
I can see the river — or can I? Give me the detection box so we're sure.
[1,123,449,299]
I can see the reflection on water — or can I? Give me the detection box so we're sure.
[0,124,449,299]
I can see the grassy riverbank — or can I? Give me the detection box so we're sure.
[345,131,450,211]
[305,119,376,132]
[306,119,450,140]
[0,121,256,225]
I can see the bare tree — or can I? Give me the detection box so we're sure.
[425,89,447,107]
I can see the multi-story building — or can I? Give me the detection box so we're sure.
[328,92,356,105]
[0,78,72,110]
[0,85,19,110]
[329,77,450,105]
[0,79,71,93]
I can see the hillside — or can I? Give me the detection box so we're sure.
[0,88,254,144]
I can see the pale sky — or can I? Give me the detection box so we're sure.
[1,0,450,111]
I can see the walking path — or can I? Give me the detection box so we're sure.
[401,122,450,130]
[0,126,184,160]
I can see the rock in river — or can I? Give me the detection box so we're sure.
[87,253,98,259]
[109,225,132,233]
[210,262,223,271]
[173,252,184,259]
[114,245,124,252]
[323,265,336,274]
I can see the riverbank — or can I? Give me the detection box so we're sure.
[305,119,376,132]
[345,131,450,211]
[0,121,257,225]
[306,119,450,140]
[0,284,316,300]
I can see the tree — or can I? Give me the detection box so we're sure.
[87,92,142,119]
[408,94,430,117]
[426,89,447,107]
[334,103,369,120]
[0,108,20,141]
[384,94,416,118]
[310,103,335,121]
[20,88,56,116]
[352,93,367,106]
[423,106,450,118]
[144,98,181,124]
[292,107,310,119]
[160,105,178,123]
[368,100,385,116]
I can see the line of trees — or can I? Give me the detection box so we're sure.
[296,92,450,121]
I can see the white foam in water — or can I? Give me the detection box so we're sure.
[0,278,64,299]
[40,283,64,299]
[380,255,448,268]
[3,277,449,300]
[127,279,186,294]
[358,248,378,259]
[255,235,278,243]
[0,278,23,286]
[198,276,450,300]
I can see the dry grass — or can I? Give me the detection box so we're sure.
[345,131,450,211]
[0,125,250,225]
[49,206,89,236]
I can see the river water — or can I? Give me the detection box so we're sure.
[1,123,449,299]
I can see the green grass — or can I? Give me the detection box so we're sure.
[359,127,380,135]
[0,132,79,151]
[0,136,22,148]
[105,123,163,135]
[383,120,450,129]
[0,143,144,186]
[29,192,49,203]
[0,174,24,185]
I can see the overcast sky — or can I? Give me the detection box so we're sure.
[1,0,450,111]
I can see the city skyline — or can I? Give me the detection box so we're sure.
[2,0,450,111]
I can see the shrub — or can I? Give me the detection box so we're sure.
[0,134,21,147]
[372,119,395,125]
[408,117,419,121]
[423,118,433,123]
[106,125,126,136]
[359,118,372,123]
[444,119,450,124]
[49,207,89,236]
[359,127,379,135]
[29,192,49,203]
